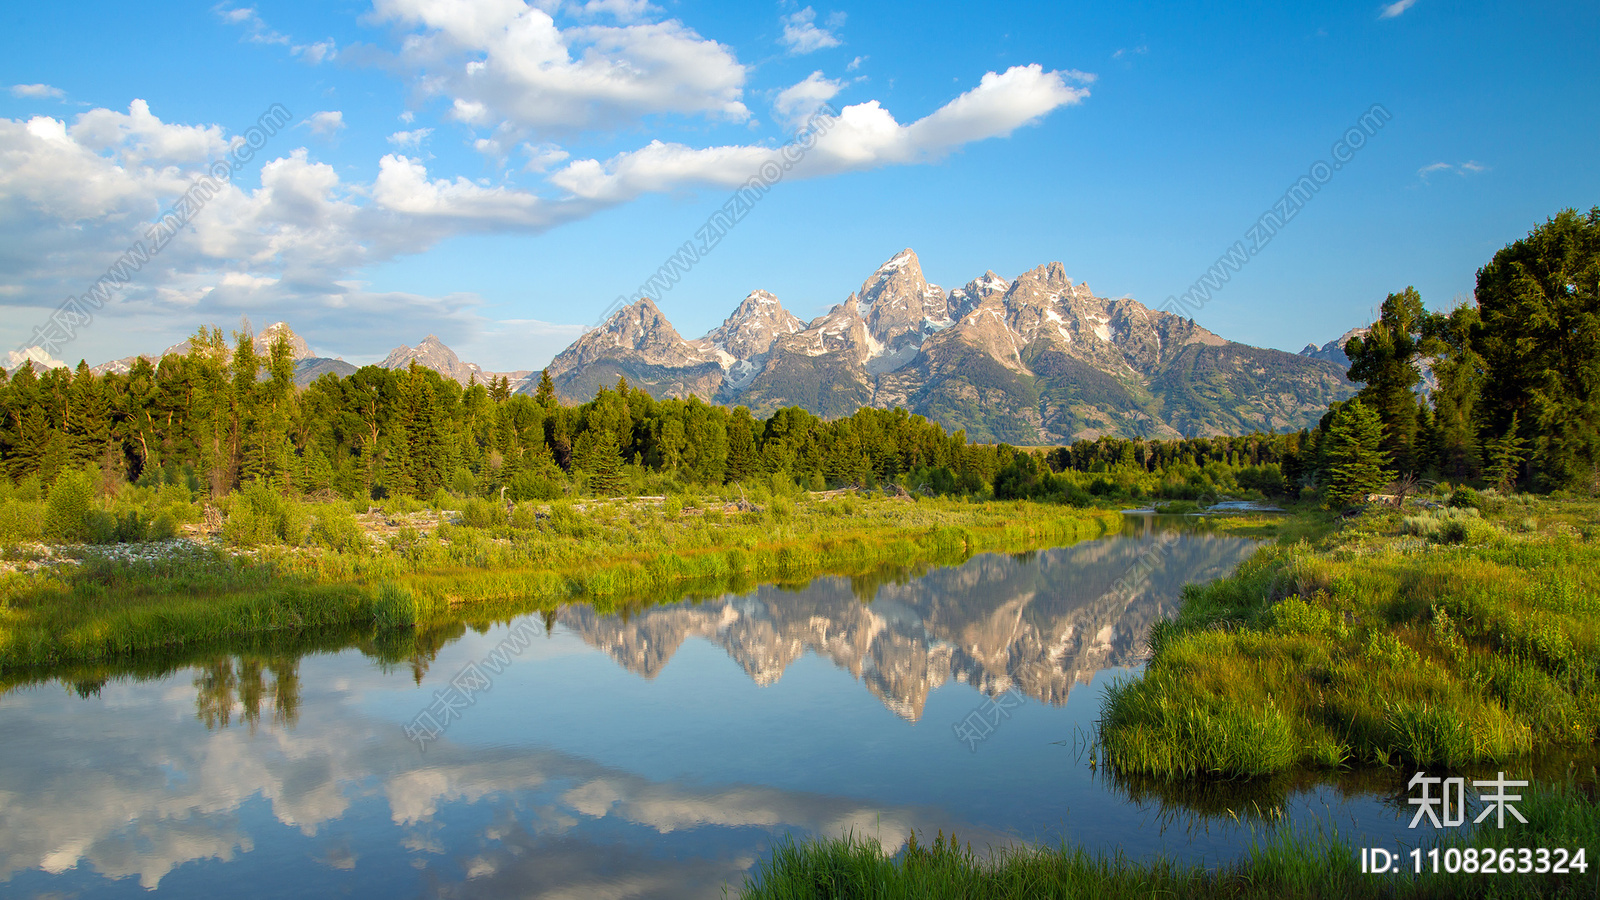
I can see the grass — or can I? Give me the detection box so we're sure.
[0,492,1121,671]
[1095,492,1600,779]
[741,775,1599,899]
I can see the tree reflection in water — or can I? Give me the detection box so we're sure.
[193,656,301,731]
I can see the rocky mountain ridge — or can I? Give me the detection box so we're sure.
[557,530,1259,721]
[526,249,1358,440]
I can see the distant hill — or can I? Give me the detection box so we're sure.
[523,249,1358,440]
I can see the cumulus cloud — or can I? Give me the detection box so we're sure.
[371,0,749,137]
[302,110,345,136]
[1380,0,1419,18]
[1417,160,1488,182]
[293,39,337,64]
[0,101,595,363]
[780,7,841,54]
[522,142,571,172]
[10,83,64,99]
[551,64,1090,203]
[387,127,433,149]
[215,4,290,44]
[576,0,655,21]
[773,71,842,131]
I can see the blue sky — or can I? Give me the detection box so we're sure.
[2,0,1596,372]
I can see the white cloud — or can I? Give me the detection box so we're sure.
[780,7,841,54]
[302,110,345,136]
[577,0,655,21]
[1380,0,1419,18]
[522,142,570,172]
[293,39,337,64]
[773,71,842,131]
[1417,160,1488,182]
[0,102,597,364]
[9,83,64,99]
[551,64,1089,202]
[372,0,749,137]
[845,55,864,72]
[215,4,290,44]
[388,127,434,149]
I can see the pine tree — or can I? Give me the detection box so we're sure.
[534,369,556,409]
[1485,412,1530,493]
[725,409,759,483]
[574,428,622,496]
[1321,400,1391,510]
[1474,207,1600,489]
[1424,303,1484,480]
[1346,287,1426,473]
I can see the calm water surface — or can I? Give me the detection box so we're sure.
[0,518,1429,898]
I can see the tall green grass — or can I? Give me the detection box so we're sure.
[741,776,1599,899]
[1097,495,1600,779]
[0,495,1119,671]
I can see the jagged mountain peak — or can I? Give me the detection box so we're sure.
[697,289,804,364]
[535,249,1359,439]
[381,334,472,383]
[1011,261,1074,295]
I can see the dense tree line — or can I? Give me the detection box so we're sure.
[0,332,1017,501]
[2,208,1591,511]
[1319,207,1600,502]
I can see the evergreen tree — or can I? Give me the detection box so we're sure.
[1474,207,1600,489]
[573,428,622,496]
[1484,412,1530,493]
[725,408,759,483]
[534,369,556,409]
[1345,287,1426,473]
[1321,400,1391,510]
[1425,302,1484,479]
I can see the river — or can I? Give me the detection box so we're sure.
[0,517,1434,898]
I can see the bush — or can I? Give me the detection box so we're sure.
[148,510,179,541]
[0,499,45,543]
[457,497,507,529]
[113,509,149,543]
[1448,487,1482,509]
[44,470,95,543]
[223,483,309,547]
[85,510,118,545]
[507,470,563,502]
[310,507,370,554]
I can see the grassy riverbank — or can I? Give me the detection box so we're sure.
[1098,490,1600,778]
[740,774,1598,899]
[0,491,1119,671]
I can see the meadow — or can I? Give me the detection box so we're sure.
[0,479,1120,670]
[1096,488,1599,778]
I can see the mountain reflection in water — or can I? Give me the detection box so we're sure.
[6,519,1365,900]
[557,520,1252,720]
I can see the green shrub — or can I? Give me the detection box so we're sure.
[0,499,45,543]
[83,510,117,544]
[1448,487,1482,509]
[457,497,506,529]
[507,470,563,502]
[44,470,95,542]
[113,509,149,543]
[148,510,179,541]
[223,483,309,547]
[310,508,370,554]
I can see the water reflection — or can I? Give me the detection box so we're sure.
[193,657,301,731]
[557,520,1254,719]
[1,519,1297,898]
